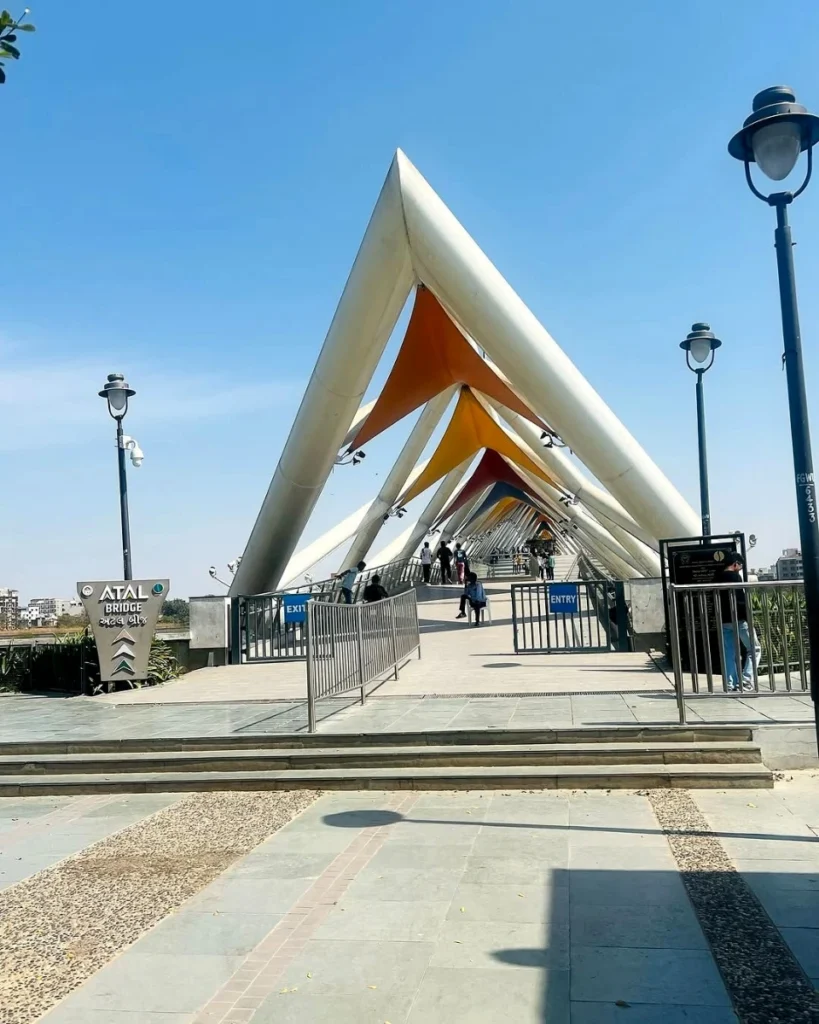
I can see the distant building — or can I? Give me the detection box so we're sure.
[0,588,19,629]
[28,597,84,620]
[776,548,803,581]
[753,567,775,582]
[19,605,56,627]
[56,598,84,617]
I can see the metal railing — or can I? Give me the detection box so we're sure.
[305,589,420,731]
[233,557,438,663]
[511,580,628,653]
[668,580,810,721]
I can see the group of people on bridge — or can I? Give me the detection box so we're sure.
[419,540,470,584]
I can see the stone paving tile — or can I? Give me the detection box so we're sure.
[252,990,414,1023]
[461,854,565,886]
[778,926,819,980]
[185,876,314,915]
[430,918,568,970]
[570,1003,739,1023]
[571,946,731,1005]
[311,897,450,942]
[406,965,569,1023]
[570,868,691,908]
[366,841,475,871]
[735,859,819,891]
[0,797,72,818]
[41,1010,196,1023]
[345,865,463,902]
[469,830,569,863]
[569,843,678,871]
[134,909,282,956]
[570,901,708,949]
[274,936,434,997]
[227,851,332,881]
[446,881,566,923]
[57,952,245,1013]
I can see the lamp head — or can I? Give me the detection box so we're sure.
[99,373,135,420]
[680,323,721,369]
[729,86,819,181]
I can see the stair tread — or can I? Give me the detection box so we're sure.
[0,725,755,755]
[0,762,773,786]
[0,740,762,765]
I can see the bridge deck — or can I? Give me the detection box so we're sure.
[103,580,669,705]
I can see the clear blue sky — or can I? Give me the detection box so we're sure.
[4,0,819,601]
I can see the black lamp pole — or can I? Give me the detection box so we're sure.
[99,373,136,581]
[729,86,819,737]
[680,323,721,537]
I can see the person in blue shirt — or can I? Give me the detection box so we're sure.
[334,561,366,604]
[456,572,487,624]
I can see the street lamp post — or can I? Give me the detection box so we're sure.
[729,86,819,737]
[99,373,136,580]
[680,323,721,536]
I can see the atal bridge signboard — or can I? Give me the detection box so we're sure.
[77,579,169,683]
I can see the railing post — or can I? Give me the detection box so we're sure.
[305,600,316,733]
[355,603,366,704]
[614,582,629,652]
[668,585,687,724]
[230,597,242,665]
[390,598,399,680]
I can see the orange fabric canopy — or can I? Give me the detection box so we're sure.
[350,286,548,449]
[398,387,554,505]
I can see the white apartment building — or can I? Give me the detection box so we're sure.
[0,588,19,629]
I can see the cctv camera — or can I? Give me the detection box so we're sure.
[208,567,218,578]
[129,445,144,467]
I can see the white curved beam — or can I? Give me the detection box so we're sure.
[396,152,699,541]
[230,156,414,596]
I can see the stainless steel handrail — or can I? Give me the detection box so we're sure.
[668,579,809,723]
[305,589,420,731]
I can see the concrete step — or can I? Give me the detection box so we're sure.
[0,725,754,756]
[0,761,773,796]
[0,741,763,776]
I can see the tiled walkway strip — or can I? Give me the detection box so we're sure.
[192,792,418,1024]
[0,795,117,849]
[649,790,819,1024]
[0,790,318,1024]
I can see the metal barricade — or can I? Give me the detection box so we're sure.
[668,580,810,722]
[305,589,420,731]
[232,557,431,663]
[511,580,628,653]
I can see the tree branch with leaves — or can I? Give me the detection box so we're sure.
[0,7,35,84]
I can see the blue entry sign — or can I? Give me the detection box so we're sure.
[283,593,310,623]
[548,583,579,615]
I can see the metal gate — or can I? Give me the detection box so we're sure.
[511,580,628,653]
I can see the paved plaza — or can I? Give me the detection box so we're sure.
[0,688,814,747]
[2,579,818,1021]
[0,777,817,1022]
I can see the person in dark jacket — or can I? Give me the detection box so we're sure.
[456,572,487,624]
[719,553,760,691]
[362,575,389,603]
[438,541,453,584]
